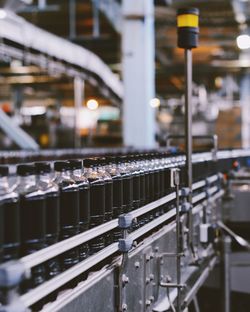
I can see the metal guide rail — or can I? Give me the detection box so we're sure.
[6,144,250,311]
[0,173,222,311]
[1,147,250,165]
[36,189,223,312]
[18,174,220,271]
[22,192,221,309]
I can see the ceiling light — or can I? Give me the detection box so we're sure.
[236,34,250,50]
[86,99,99,110]
[150,98,160,108]
[0,9,7,19]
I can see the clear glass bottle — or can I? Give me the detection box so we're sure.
[68,159,90,261]
[15,164,46,287]
[0,166,20,262]
[54,161,80,270]
[34,162,60,278]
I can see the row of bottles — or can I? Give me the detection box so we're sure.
[0,153,187,288]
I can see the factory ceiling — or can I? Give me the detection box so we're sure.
[0,0,248,105]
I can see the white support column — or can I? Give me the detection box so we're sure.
[74,76,84,148]
[240,72,250,148]
[122,0,156,148]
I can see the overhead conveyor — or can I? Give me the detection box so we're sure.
[0,11,123,105]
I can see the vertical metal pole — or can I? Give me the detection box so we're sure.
[240,72,250,148]
[185,49,194,247]
[175,169,181,312]
[74,77,84,148]
[38,0,46,9]
[222,236,231,312]
[69,0,76,40]
[92,0,100,37]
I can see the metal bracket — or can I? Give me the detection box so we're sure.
[159,252,185,258]
[0,261,27,312]
[181,202,191,213]
[0,300,27,312]
[181,187,191,197]
[160,282,186,289]
[0,261,26,289]
[170,168,180,188]
[118,213,134,229]
[118,238,133,253]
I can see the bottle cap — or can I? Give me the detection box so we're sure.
[68,159,83,170]
[0,166,9,177]
[16,164,35,176]
[54,161,70,172]
[35,162,51,174]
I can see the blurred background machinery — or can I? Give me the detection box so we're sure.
[0,1,248,150]
[0,1,250,312]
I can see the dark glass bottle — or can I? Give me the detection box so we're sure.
[126,156,140,210]
[96,158,113,222]
[0,166,20,262]
[117,156,133,213]
[67,160,90,232]
[136,155,146,207]
[96,157,113,246]
[157,154,166,198]
[143,154,151,204]
[105,156,123,218]
[160,154,170,195]
[34,162,60,279]
[0,198,2,263]
[54,161,80,270]
[68,159,90,261]
[151,154,161,200]
[147,154,155,203]
[16,164,46,287]
[105,156,123,242]
[83,158,105,253]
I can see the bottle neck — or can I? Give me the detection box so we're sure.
[19,175,36,185]
[86,166,97,173]
[73,169,82,177]
[0,176,9,190]
[37,173,51,183]
[55,170,70,179]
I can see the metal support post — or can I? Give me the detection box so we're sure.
[177,8,199,252]
[174,168,181,312]
[0,109,39,150]
[185,48,194,248]
[159,168,184,311]
[38,0,46,9]
[222,236,231,312]
[92,0,100,37]
[122,0,156,148]
[240,72,250,148]
[118,214,133,312]
[74,76,84,148]
[69,0,76,39]
[0,261,27,312]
